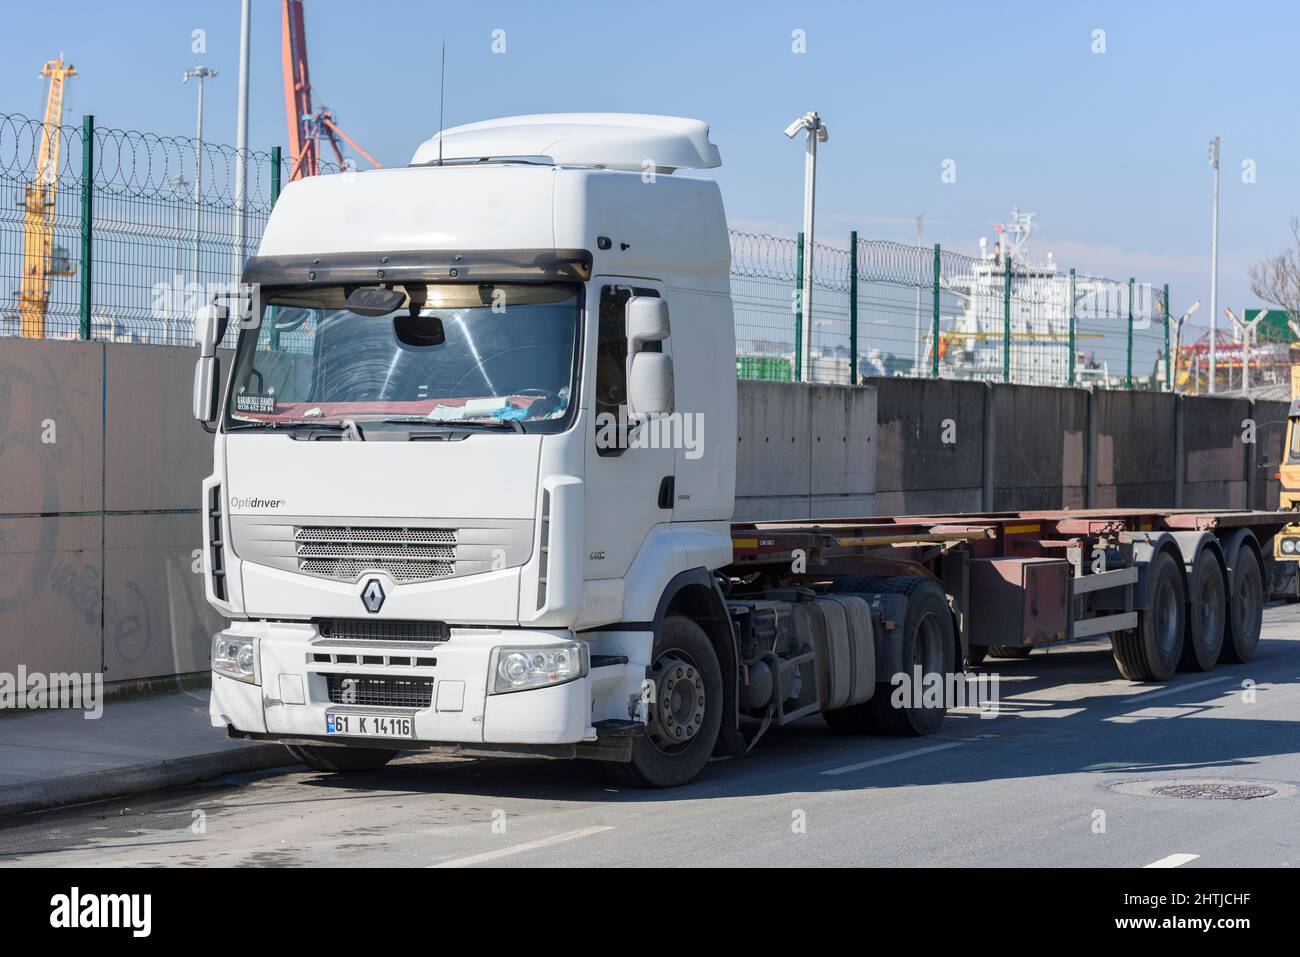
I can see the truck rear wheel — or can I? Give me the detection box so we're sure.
[1112,550,1186,681]
[823,577,954,736]
[1179,550,1226,672]
[603,615,722,788]
[1220,545,1264,663]
[286,745,396,773]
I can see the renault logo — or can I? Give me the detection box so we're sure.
[361,578,386,614]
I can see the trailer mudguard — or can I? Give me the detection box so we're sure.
[1125,531,1187,610]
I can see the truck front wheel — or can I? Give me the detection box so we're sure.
[603,615,722,788]
[286,745,396,774]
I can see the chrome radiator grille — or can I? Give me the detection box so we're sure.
[295,526,457,582]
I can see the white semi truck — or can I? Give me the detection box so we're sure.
[195,114,1289,787]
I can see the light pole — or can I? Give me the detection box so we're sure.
[1208,136,1221,394]
[785,111,828,382]
[233,0,252,276]
[183,66,219,289]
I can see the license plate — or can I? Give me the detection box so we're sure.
[325,712,415,738]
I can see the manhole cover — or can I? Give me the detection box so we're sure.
[1108,778,1296,801]
[1151,782,1276,801]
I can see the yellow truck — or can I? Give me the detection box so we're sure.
[1274,360,1300,593]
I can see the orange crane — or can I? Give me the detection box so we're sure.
[281,0,381,180]
[16,56,77,338]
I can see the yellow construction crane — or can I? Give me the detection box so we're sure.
[17,56,77,339]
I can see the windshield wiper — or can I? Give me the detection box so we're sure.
[380,416,526,434]
[226,418,351,431]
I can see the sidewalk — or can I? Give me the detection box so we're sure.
[0,687,294,819]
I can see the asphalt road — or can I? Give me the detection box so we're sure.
[3,604,1298,868]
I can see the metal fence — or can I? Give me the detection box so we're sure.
[731,231,1172,389]
[4,110,1175,389]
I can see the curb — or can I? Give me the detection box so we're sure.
[0,745,297,820]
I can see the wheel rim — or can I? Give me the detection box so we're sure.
[1235,563,1261,637]
[914,611,943,677]
[647,651,706,754]
[1196,571,1222,643]
[1154,578,1181,654]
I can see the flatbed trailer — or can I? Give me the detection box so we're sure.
[711,508,1290,745]
[724,508,1289,680]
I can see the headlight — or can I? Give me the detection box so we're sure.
[491,642,587,694]
[1283,538,1298,555]
[212,634,259,684]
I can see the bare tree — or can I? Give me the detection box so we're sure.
[1249,216,1300,326]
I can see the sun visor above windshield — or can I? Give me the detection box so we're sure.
[242,249,593,286]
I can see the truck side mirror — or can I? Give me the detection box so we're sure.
[628,352,674,419]
[193,304,229,423]
[627,297,669,353]
[626,297,673,418]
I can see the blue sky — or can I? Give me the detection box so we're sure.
[5,0,1297,327]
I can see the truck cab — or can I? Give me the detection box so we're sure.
[195,115,738,786]
[1276,397,1300,568]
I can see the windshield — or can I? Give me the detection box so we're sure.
[1290,417,1300,463]
[224,282,581,433]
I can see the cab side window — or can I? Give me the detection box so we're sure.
[594,285,659,455]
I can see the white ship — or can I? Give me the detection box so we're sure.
[935,209,1151,387]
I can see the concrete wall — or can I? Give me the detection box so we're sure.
[1093,390,1178,507]
[989,383,1088,510]
[869,377,986,515]
[0,339,226,685]
[1,338,1290,686]
[735,381,876,521]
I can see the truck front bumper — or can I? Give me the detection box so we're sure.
[209,621,595,747]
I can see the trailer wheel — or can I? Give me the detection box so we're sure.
[823,577,954,736]
[1179,549,1226,672]
[1112,550,1186,681]
[1220,545,1264,664]
[285,745,395,774]
[603,615,722,788]
[987,645,1032,659]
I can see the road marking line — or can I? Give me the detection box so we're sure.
[1145,853,1200,869]
[821,741,963,776]
[1122,676,1231,704]
[431,825,614,868]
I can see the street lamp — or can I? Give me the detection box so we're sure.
[1208,136,1221,393]
[1170,299,1200,393]
[1223,307,1266,396]
[183,66,219,289]
[785,111,828,382]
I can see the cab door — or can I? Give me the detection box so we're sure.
[583,281,676,580]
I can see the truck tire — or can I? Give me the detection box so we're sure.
[603,615,722,788]
[822,577,954,736]
[285,745,396,773]
[1220,545,1264,664]
[1179,549,1226,671]
[1112,550,1186,681]
[987,645,1032,659]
